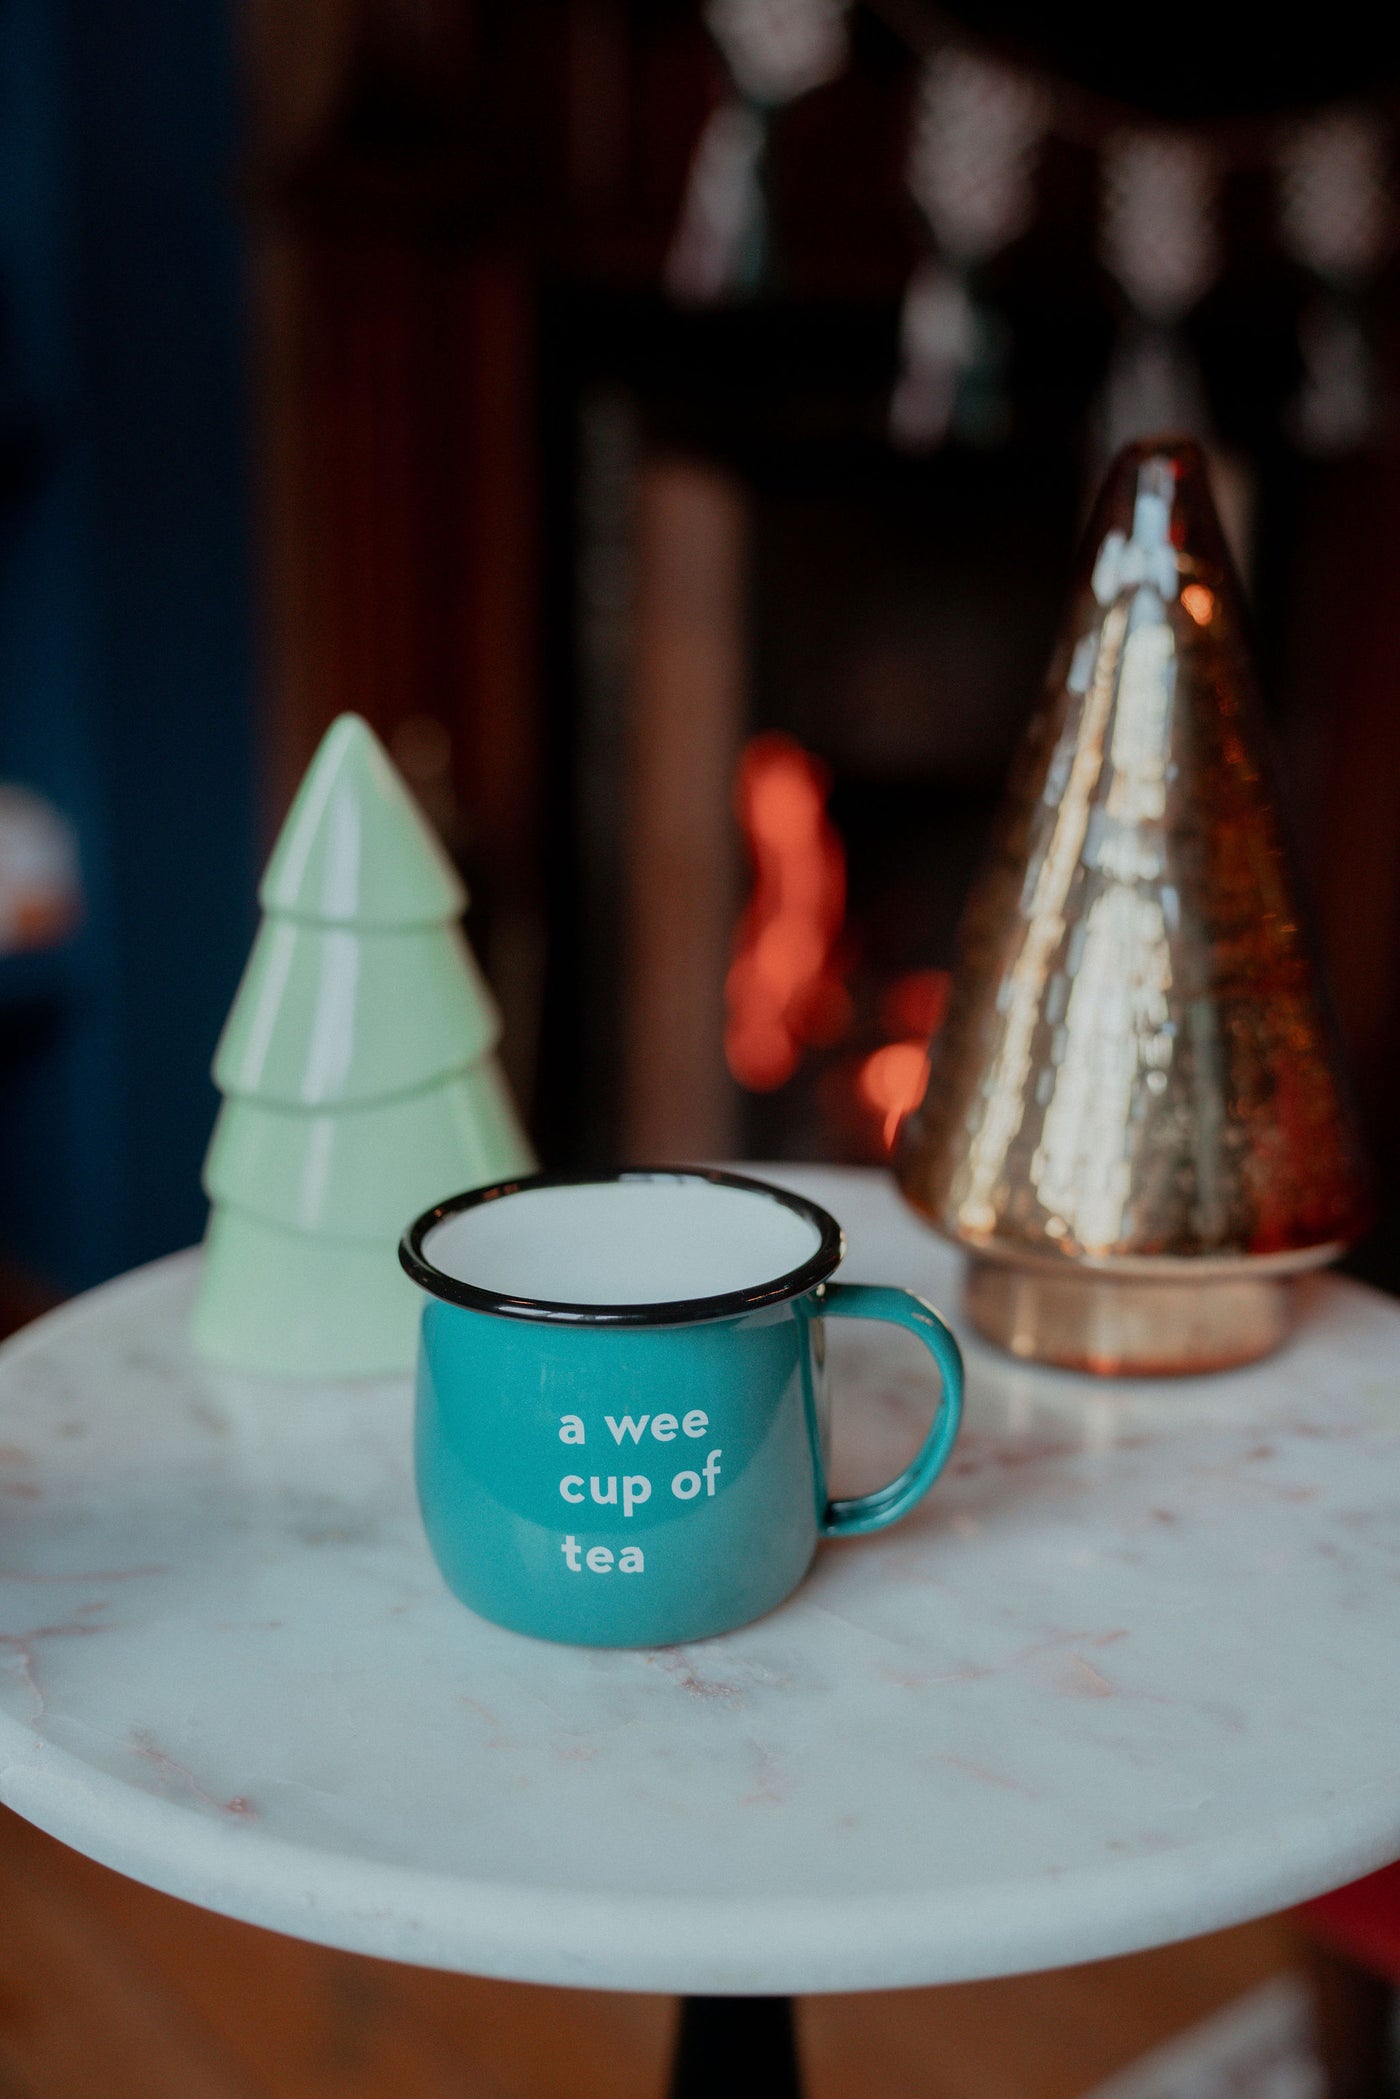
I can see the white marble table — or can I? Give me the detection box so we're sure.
[2,1165,1400,1999]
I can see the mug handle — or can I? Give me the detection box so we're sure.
[815,1282,964,1539]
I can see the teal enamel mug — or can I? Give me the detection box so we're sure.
[400,1168,963,1648]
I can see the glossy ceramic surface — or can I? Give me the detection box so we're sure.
[403,1170,964,1647]
[194,1206,424,1377]
[196,712,534,1379]
[260,713,466,928]
[212,920,500,1111]
[899,439,1369,1371]
[203,1063,533,1242]
[5,1170,1400,1994]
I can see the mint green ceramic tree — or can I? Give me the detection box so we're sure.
[193,714,535,1376]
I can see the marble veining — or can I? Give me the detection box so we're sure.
[2,1167,1399,1994]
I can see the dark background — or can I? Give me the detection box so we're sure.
[3,0,1400,1302]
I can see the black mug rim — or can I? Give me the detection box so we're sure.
[399,1166,846,1327]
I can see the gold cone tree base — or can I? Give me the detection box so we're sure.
[961,1256,1333,1376]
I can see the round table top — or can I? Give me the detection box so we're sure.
[3,1166,1400,1996]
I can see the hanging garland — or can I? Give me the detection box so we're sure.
[893,48,1046,447]
[1278,111,1391,451]
[664,0,852,303]
[665,0,1396,455]
[1095,130,1219,460]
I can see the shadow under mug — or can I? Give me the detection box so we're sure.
[399,1168,964,1648]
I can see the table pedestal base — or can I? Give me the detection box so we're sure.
[669,1996,802,2097]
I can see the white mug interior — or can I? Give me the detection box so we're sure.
[420,1175,823,1308]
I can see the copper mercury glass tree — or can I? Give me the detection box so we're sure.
[898,437,1370,1374]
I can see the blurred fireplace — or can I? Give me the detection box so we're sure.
[597,394,1081,1170]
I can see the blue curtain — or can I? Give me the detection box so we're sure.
[0,0,257,1290]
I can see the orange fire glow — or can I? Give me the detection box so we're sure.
[879,968,950,1042]
[725,735,848,1091]
[858,968,951,1151]
[1181,583,1215,626]
[859,1042,932,1152]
